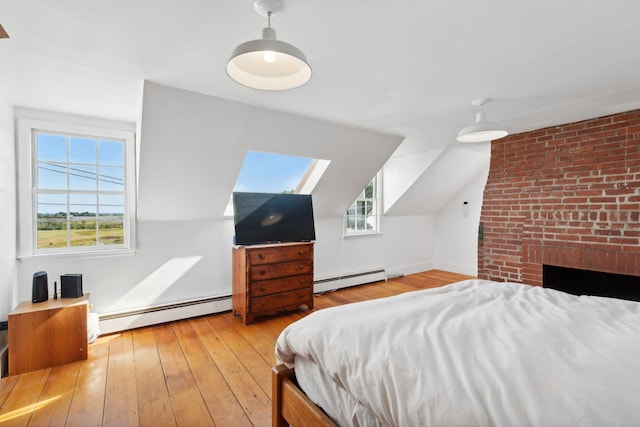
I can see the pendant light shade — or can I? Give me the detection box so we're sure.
[457,99,509,143]
[227,1,311,91]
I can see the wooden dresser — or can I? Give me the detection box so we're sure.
[232,242,314,324]
[8,294,90,375]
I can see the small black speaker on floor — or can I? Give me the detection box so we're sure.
[32,271,49,303]
[61,274,83,298]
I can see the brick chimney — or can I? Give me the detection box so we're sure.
[478,109,640,286]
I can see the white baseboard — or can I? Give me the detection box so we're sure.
[434,261,477,277]
[386,261,435,278]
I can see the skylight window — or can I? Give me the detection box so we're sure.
[225,150,330,216]
[235,151,313,193]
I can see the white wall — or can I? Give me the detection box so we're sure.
[138,81,403,221]
[9,83,435,318]
[16,220,235,314]
[0,102,17,321]
[433,168,489,276]
[314,215,436,281]
[16,214,436,316]
[5,80,482,325]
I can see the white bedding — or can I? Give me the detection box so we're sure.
[275,279,640,426]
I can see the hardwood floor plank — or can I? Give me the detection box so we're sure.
[131,327,176,427]
[0,368,50,426]
[221,314,277,366]
[0,270,472,427]
[65,335,110,427]
[0,375,19,409]
[28,362,81,427]
[172,320,252,427]
[153,324,214,427]
[191,317,272,427]
[207,315,272,398]
[103,331,139,426]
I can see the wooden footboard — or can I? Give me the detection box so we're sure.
[272,364,337,427]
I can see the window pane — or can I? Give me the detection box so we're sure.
[70,137,96,164]
[69,165,97,190]
[37,161,67,190]
[99,140,124,166]
[98,166,124,191]
[345,175,379,235]
[100,194,124,211]
[70,193,96,206]
[37,194,67,248]
[234,151,314,193]
[99,216,124,246]
[70,206,97,247]
[365,182,374,198]
[37,133,67,162]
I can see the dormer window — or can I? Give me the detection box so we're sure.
[224,150,330,216]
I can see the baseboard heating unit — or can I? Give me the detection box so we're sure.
[99,295,232,335]
[99,269,387,334]
[314,268,387,294]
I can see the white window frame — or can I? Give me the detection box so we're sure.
[17,116,137,258]
[344,172,382,237]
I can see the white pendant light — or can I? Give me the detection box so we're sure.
[227,0,311,91]
[457,98,509,143]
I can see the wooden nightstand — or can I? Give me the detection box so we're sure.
[8,294,90,375]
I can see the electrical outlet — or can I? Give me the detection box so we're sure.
[0,321,8,331]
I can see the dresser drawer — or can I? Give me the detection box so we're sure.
[249,244,312,265]
[250,274,313,297]
[250,260,312,281]
[250,288,312,313]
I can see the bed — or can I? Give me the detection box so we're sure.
[272,279,640,426]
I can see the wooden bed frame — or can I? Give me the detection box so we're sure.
[272,364,337,427]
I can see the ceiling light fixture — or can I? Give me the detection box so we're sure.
[457,98,509,143]
[226,0,311,91]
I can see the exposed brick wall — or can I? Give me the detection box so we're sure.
[478,109,640,285]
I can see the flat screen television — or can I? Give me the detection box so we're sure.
[232,192,316,246]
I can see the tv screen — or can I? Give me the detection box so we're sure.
[232,192,316,246]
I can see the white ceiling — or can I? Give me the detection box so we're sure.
[2,0,640,150]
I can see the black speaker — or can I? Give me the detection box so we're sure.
[32,271,49,303]
[61,274,83,298]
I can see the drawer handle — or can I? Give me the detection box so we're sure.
[260,301,266,306]
[299,264,304,269]
[260,286,266,292]
[298,250,303,255]
[259,270,266,275]
[299,279,304,283]
[259,253,265,259]
[298,293,304,298]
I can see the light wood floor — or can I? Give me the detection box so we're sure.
[0,270,472,427]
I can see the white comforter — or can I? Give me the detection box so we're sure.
[275,279,640,426]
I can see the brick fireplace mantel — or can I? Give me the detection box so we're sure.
[478,109,640,286]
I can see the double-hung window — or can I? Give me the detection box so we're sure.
[17,117,136,257]
[344,173,381,236]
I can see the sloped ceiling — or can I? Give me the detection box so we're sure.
[2,0,640,217]
[138,81,402,220]
[385,145,490,216]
